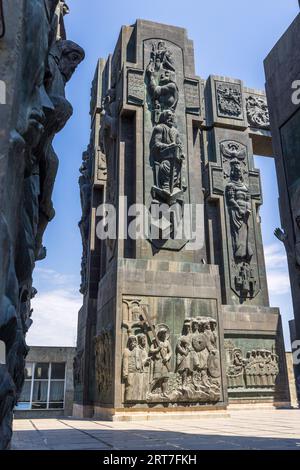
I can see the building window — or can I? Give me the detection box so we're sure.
[16,362,66,411]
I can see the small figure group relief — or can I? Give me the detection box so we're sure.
[227,348,279,389]
[146,41,186,204]
[122,317,221,404]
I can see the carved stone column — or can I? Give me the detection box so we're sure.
[76,20,290,419]
[265,12,300,403]
[75,20,227,420]
[0,0,84,449]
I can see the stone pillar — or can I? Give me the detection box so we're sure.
[0,0,84,448]
[76,19,290,420]
[264,12,300,403]
[75,21,227,420]
[202,77,289,406]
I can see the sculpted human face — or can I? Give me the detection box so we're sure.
[18,0,54,146]
[155,57,161,71]
[158,330,167,342]
[231,163,242,181]
[138,335,146,348]
[58,42,85,83]
[128,338,137,351]
[165,111,174,127]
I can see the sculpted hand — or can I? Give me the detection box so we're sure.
[167,142,178,150]
[274,227,287,243]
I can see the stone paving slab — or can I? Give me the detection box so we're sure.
[11,409,300,450]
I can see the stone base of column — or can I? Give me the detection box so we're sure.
[93,405,229,422]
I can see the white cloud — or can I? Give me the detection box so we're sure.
[264,243,288,269]
[27,288,82,347]
[34,267,78,288]
[26,268,82,347]
[264,243,291,296]
[265,272,292,296]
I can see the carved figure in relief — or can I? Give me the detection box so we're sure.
[149,326,172,398]
[225,159,253,262]
[150,41,176,72]
[0,0,84,450]
[122,335,140,402]
[73,350,83,387]
[257,350,268,387]
[150,110,185,202]
[146,41,178,122]
[147,67,179,116]
[137,333,151,400]
[99,87,118,260]
[271,353,279,386]
[235,263,256,299]
[226,346,279,389]
[192,318,210,388]
[204,318,221,380]
[78,151,92,294]
[100,88,118,153]
[35,39,85,261]
[95,328,113,399]
[245,350,258,387]
[227,349,245,388]
[176,320,198,388]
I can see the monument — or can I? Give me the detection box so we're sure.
[265,10,300,403]
[74,20,290,420]
[0,1,84,448]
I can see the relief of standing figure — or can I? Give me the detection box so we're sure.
[137,333,151,400]
[150,110,185,203]
[176,320,198,388]
[149,325,172,398]
[226,159,253,262]
[122,335,140,402]
[146,41,178,123]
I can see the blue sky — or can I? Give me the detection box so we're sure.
[27,1,299,347]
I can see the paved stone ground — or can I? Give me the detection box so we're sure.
[11,409,300,450]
